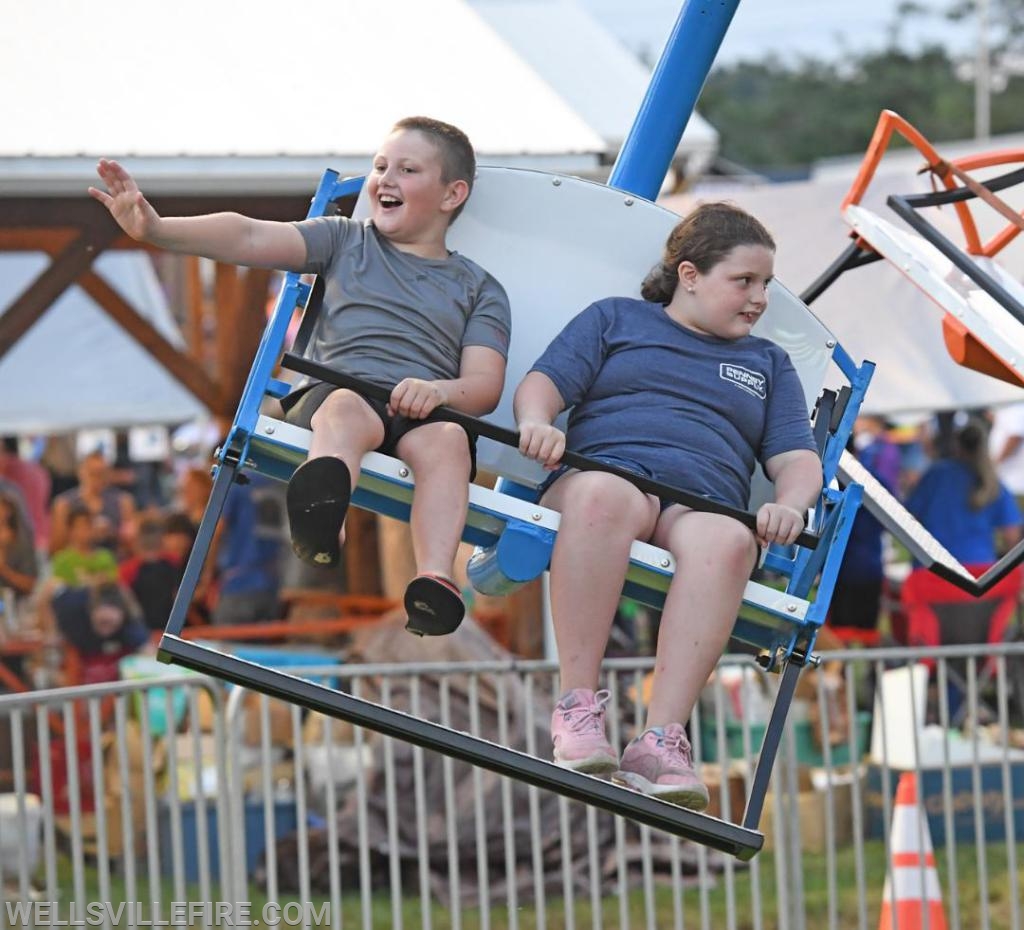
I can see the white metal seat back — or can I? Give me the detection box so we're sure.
[354,167,838,490]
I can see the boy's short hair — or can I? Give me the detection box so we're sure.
[392,116,476,222]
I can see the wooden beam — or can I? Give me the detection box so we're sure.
[78,270,222,413]
[213,262,240,415]
[0,223,119,361]
[223,266,273,409]
[184,257,205,361]
[0,228,78,252]
[346,508,384,596]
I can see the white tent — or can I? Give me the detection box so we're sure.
[662,165,1024,416]
[0,0,611,196]
[0,252,207,433]
[470,0,718,175]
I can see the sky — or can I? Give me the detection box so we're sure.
[579,0,971,66]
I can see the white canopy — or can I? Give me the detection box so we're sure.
[0,0,612,197]
[471,0,718,173]
[0,253,207,434]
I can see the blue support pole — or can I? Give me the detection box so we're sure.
[609,0,741,201]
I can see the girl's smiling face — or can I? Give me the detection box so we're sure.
[672,244,775,340]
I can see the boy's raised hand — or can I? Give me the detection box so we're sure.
[88,158,161,242]
[517,420,565,470]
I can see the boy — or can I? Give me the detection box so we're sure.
[90,117,511,636]
[118,513,183,630]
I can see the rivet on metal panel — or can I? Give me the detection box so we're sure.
[532,512,542,521]
[552,178,562,187]
[786,603,798,613]
[624,197,634,206]
[264,425,275,435]
[399,467,410,478]
[825,339,836,349]
[660,558,671,568]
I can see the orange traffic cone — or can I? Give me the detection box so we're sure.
[878,772,947,930]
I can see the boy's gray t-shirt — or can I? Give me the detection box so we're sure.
[293,216,511,387]
[531,297,817,509]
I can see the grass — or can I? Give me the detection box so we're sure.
[16,839,1022,929]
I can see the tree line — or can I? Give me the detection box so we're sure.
[695,0,1024,176]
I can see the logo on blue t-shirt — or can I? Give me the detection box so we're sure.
[719,363,767,399]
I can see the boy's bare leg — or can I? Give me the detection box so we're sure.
[395,422,472,578]
[308,389,386,545]
[646,509,758,728]
[541,472,660,694]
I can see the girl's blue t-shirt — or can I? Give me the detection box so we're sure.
[907,459,1021,565]
[530,297,817,508]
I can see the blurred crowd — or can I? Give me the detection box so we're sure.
[832,403,1024,636]
[0,428,288,691]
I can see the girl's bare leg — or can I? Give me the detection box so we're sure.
[541,471,660,693]
[645,508,758,728]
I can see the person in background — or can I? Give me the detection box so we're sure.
[50,450,137,556]
[830,415,902,631]
[118,513,182,630]
[988,401,1024,508]
[162,510,198,567]
[0,491,39,603]
[177,466,213,531]
[44,581,150,684]
[204,474,284,626]
[49,504,119,586]
[908,417,1022,567]
[40,435,78,499]
[0,437,51,552]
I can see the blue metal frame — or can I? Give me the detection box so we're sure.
[609,0,741,201]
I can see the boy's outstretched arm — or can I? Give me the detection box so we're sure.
[388,346,506,420]
[88,158,307,272]
[758,449,823,547]
[513,371,566,469]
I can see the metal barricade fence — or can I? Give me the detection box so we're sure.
[1,642,1022,929]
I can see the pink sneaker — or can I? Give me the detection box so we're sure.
[612,723,710,810]
[550,688,618,775]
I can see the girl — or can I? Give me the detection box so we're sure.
[514,203,822,809]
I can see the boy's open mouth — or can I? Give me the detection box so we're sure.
[379,195,403,209]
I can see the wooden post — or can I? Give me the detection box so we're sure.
[376,515,417,600]
[344,508,384,596]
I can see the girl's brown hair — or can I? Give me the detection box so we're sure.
[641,202,775,305]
